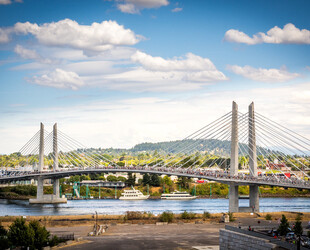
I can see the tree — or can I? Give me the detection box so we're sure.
[150,174,160,187]
[107,175,118,182]
[142,174,150,186]
[177,176,191,189]
[294,214,303,236]
[117,176,127,182]
[28,220,50,249]
[0,223,9,250]
[278,214,290,236]
[162,176,172,186]
[125,173,135,186]
[8,217,34,248]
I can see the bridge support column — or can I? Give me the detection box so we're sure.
[229,101,239,213]
[30,123,66,204]
[229,184,239,212]
[249,102,259,212]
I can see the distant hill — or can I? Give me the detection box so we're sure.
[131,139,232,156]
[83,139,273,156]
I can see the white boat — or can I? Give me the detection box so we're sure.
[161,191,197,200]
[119,188,149,200]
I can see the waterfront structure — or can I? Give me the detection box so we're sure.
[29,123,67,204]
[0,102,309,211]
[161,191,196,200]
[119,188,149,200]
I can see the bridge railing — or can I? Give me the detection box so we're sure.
[0,165,309,188]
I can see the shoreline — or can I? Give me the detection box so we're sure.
[1,193,310,201]
[1,211,310,227]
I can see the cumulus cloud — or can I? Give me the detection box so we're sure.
[131,51,227,82]
[172,7,182,12]
[228,65,300,82]
[0,0,11,4]
[224,23,310,45]
[28,69,84,90]
[3,81,310,154]
[0,28,10,43]
[0,0,22,4]
[0,19,143,53]
[14,45,53,64]
[116,0,169,14]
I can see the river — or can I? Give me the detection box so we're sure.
[0,198,309,216]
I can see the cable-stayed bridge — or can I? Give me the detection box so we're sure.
[0,102,309,212]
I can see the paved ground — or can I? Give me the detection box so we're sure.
[50,223,223,250]
[47,216,310,250]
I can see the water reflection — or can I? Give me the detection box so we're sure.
[0,198,309,216]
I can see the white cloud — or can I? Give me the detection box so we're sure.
[14,45,53,64]
[130,51,227,83]
[1,19,143,53]
[2,81,310,154]
[224,23,310,45]
[117,0,169,14]
[227,65,300,82]
[172,7,182,12]
[0,28,10,43]
[28,68,84,90]
[0,0,11,4]
[0,0,22,4]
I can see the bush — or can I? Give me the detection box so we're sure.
[28,220,50,249]
[265,214,272,220]
[278,214,290,236]
[159,211,174,223]
[8,217,34,248]
[0,223,9,250]
[228,212,235,222]
[181,210,196,220]
[203,211,211,219]
[124,211,143,220]
[294,214,303,236]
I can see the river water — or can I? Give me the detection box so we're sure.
[0,198,309,216]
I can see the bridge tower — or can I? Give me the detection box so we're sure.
[29,123,67,204]
[229,101,239,212]
[249,102,259,212]
[228,102,260,212]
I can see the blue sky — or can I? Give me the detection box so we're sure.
[0,0,310,153]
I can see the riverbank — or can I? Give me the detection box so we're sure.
[1,184,310,201]
[1,211,310,228]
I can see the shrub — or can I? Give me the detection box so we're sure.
[8,217,34,248]
[28,220,50,249]
[181,211,196,220]
[278,214,290,236]
[0,223,9,250]
[203,211,211,219]
[159,211,174,223]
[228,212,235,222]
[265,214,272,220]
[294,214,303,236]
[124,211,143,220]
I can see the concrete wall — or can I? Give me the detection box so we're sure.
[219,229,278,250]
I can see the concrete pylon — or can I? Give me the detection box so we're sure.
[53,123,60,197]
[229,101,239,213]
[36,123,44,200]
[30,123,67,204]
[249,102,259,212]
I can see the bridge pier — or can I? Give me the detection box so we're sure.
[29,123,66,204]
[228,102,260,213]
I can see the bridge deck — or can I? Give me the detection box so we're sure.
[1,167,309,190]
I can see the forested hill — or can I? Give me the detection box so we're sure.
[130,139,232,155]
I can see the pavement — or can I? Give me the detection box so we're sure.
[49,223,223,250]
